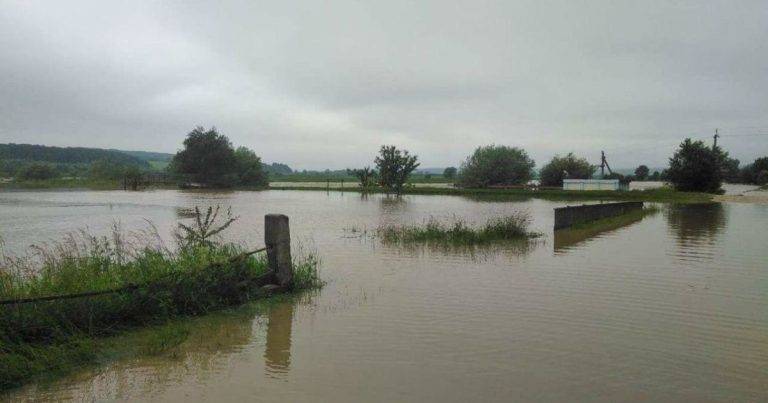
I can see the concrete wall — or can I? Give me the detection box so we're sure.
[553,202,643,230]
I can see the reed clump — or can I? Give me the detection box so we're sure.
[0,206,321,390]
[377,213,539,244]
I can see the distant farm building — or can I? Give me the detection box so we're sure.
[563,179,620,191]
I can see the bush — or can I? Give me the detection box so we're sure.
[539,153,595,187]
[347,167,377,188]
[667,139,722,193]
[457,145,535,188]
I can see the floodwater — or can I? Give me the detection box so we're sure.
[1,189,767,402]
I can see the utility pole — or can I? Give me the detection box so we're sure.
[599,151,612,178]
[600,151,605,177]
[713,128,719,148]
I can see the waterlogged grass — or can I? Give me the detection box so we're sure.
[0,227,321,391]
[377,213,540,244]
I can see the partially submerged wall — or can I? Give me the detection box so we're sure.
[553,202,643,230]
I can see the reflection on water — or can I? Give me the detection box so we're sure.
[1,190,767,402]
[553,213,644,252]
[264,301,294,377]
[666,203,727,246]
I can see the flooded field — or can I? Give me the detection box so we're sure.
[1,189,767,402]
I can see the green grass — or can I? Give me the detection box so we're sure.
[0,227,321,391]
[269,184,714,203]
[377,213,540,244]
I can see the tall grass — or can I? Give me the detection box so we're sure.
[377,213,539,244]
[0,210,321,391]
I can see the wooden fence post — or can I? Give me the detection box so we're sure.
[265,214,292,287]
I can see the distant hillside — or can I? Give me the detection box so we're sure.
[115,150,174,162]
[0,143,148,167]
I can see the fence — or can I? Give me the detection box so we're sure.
[553,202,643,230]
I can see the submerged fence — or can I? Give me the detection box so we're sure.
[554,202,644,230]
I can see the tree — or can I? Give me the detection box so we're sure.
[347,167,377,188]
[443,167,457,179]
[171,127,238,186]
[650,171,661,181]
[539,153,596,187]
[667,139,722,193]
[124,165,143,190]
[457,145,535,188]
[739,156,768,185]
[17,163,57,180]
[634,165,650,181]
[234,147,268,187]
[374,145,420,194]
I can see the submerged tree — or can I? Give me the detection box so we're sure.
[667,138,722,193]
[457,145,535,188]
[539,153,595,187]
[374,145,419,194]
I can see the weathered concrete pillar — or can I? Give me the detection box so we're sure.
[265,214,292,287]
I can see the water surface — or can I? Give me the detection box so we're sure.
[1,189,766,402]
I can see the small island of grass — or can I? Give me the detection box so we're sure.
[377,213,540,244]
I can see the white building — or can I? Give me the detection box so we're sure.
[563,179,620,191]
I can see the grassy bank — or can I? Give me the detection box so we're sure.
[270,184,713,203]
[377,213,540,244]
[0,222,321,391]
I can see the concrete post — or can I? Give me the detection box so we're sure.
[265,214,292,287]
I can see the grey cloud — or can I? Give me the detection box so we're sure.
[1,0,766,170]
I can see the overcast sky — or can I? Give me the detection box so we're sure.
[1,1,766,170]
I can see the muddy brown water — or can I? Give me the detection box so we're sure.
[1,189,767,402]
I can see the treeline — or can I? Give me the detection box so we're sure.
[0,144,147,166]
[344,140,767,194]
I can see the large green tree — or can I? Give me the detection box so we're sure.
[374,145,419,194]
[667,139,722,193]
[234,146,268,187]
[539,153,595,187]
[457,145,535,188]
[170,127,269,188]
[171,127,238,186]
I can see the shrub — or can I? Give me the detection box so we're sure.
[539,153,595,187]
[457,145,535,188]
[347,167,377,188]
